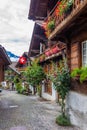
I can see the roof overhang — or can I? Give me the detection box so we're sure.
[9,65,20,75]
[28,23,47,57]
[0,45,11,65]
[28,0,49,20]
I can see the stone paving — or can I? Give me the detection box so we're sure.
[0,90,81,130]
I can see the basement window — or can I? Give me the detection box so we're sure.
[82,40,87,66]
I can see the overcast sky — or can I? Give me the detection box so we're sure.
[0,0,34,57]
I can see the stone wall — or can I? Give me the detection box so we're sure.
[66,91,87,130]
[42,83,57,101]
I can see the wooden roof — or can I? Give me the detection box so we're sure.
[9,62,20,75]
[28,23,47,57]
[28,0,48,20]
[28,0,58,20]
[0,45,11,65]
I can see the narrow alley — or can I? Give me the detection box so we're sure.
[0,90,80,130]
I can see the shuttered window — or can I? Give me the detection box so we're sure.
[82,41,87,66]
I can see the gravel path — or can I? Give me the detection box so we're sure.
[0,90,81,130]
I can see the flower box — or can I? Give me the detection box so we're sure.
[45,50,52,56]
[52,46,60,54]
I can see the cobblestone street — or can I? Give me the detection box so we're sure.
[0,90,80,130]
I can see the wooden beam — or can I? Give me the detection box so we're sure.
[31,49,40,53]
[34,34,47,42]
[35,16,45,20]
[70,21,87,38]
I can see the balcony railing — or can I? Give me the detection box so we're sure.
[42,0,87,39]
[35,42,66,63]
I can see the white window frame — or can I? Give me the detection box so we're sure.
[82,40,87,66]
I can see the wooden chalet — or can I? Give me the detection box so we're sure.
[29,0,87,128]
[28,18,66,100]
[28,23,47,57]
[0,45,11,82]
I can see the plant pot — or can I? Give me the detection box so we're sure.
[52,46,60,54]
[45,50,52,56]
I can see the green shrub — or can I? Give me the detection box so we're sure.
[47,20,55,31]
[37,85,42,97]
[71,67,87,83]
[15,83,22,93]
[80,67,87,83]
[71,68,81,77]
[24,62,46,95]
[20,87,27,94]
[56,114,71,126]
[49,60,70,116]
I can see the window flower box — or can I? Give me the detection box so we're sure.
[45,50,52,56]
[52,46,60,54]
[71,67,87,83]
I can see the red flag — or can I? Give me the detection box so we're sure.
[19,56,27,64]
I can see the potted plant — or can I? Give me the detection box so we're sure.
[47,20,55,31]
[71,66,87,83]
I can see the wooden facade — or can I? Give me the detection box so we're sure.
[28,23,47,57]
[28,0,87,96]
[28,21,66,99]
[30,0,87,95]
[28,0,87,127]
[0,65,4,82]
[0,45,11,82]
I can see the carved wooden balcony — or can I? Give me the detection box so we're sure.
[42,0,87,40]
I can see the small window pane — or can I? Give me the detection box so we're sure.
[82,41,87,66]
[83,43,86,48]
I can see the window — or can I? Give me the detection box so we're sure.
[82,41,87,66]
[43,63,52,95]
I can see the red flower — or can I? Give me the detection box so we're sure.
[57,1,61,5]
[42,22,47,30]
[55,8,60,16]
